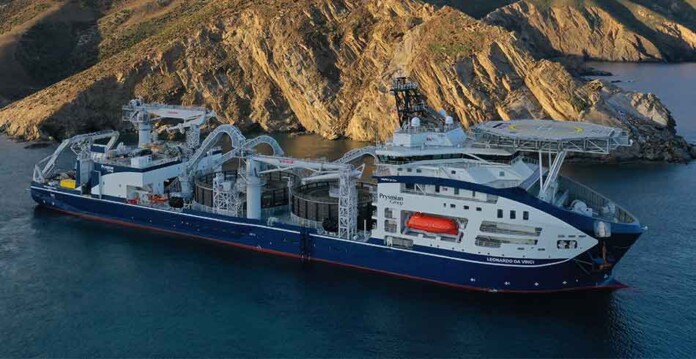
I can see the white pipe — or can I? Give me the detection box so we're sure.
[538,150,544,193]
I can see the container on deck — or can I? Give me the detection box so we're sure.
[59,179,77,189]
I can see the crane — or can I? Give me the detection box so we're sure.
[122,98,217,149]
[33,131,120,183]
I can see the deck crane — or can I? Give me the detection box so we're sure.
[122,98,217,149]
[33,130,120,184]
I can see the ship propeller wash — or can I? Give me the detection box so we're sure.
[30,81,643,293]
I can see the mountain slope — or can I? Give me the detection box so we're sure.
[0,0,692,161]
[486,0,696,62]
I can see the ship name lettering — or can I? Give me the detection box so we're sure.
[486,257,535,265]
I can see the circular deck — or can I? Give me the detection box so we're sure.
[471,120,630,154]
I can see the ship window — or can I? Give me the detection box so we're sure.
[435,186,440,193]
[407,168,412,173]
[398,168,403,172]
[454,188,460,195]
[384,208,394,219]
[523,211,529,220]
[384,221,397,233]
[450,204,456,209]
[404,183,415,190]
[451,170,456,175]
[476,235,538,248]
[497,209,503,218]
[416,169,422,173]
[557,240,578,249]
[476,207,482,212]
[499,171,505,177]
[510,211,516,219]
[464,205,469,210]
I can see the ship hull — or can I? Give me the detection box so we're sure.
[30,184,639,293]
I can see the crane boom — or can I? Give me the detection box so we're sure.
[33,131,120,183]
[122,98,217,148]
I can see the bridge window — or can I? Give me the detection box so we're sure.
[523,211,529,220]
[435,186,440,193]
[510,211,516,220]
[497,209,503,218]
[454,188,460,195]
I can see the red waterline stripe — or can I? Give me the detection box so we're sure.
[42,205,624,294]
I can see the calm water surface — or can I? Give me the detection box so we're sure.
[1,64,696,357]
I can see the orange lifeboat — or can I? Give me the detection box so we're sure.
[406,213,459,235]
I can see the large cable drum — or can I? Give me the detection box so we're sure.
[291,181,374,230]
[194,170,294,210]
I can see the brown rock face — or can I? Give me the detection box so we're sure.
[0,0,692,161]
[485,0,696,62]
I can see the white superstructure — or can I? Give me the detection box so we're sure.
[370,115,633,262]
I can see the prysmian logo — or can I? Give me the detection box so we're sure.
[379,193,403,205]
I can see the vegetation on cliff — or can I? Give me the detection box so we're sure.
[0,0,693,162]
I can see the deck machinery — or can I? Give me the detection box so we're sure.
[31,82,644,292]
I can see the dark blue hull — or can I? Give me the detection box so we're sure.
[30,184,639,293]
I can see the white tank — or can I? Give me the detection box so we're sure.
[411,117,421,128]
[246,160,262,220]
[136,113,152,147]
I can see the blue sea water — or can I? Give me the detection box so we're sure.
[1,63,696,357]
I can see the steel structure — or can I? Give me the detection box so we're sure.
[122,98,217,149]
[249,155,363,239]
[33,130,119,183]
[390,77,426,124]
[334,146,377,164]
[212,172,236,216]
[472,120,632,201]
[471,120,631,155]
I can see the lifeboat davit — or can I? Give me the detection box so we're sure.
[406,213,459,235]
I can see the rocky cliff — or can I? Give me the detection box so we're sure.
[0,0,692,161]
[486,0,696,62]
